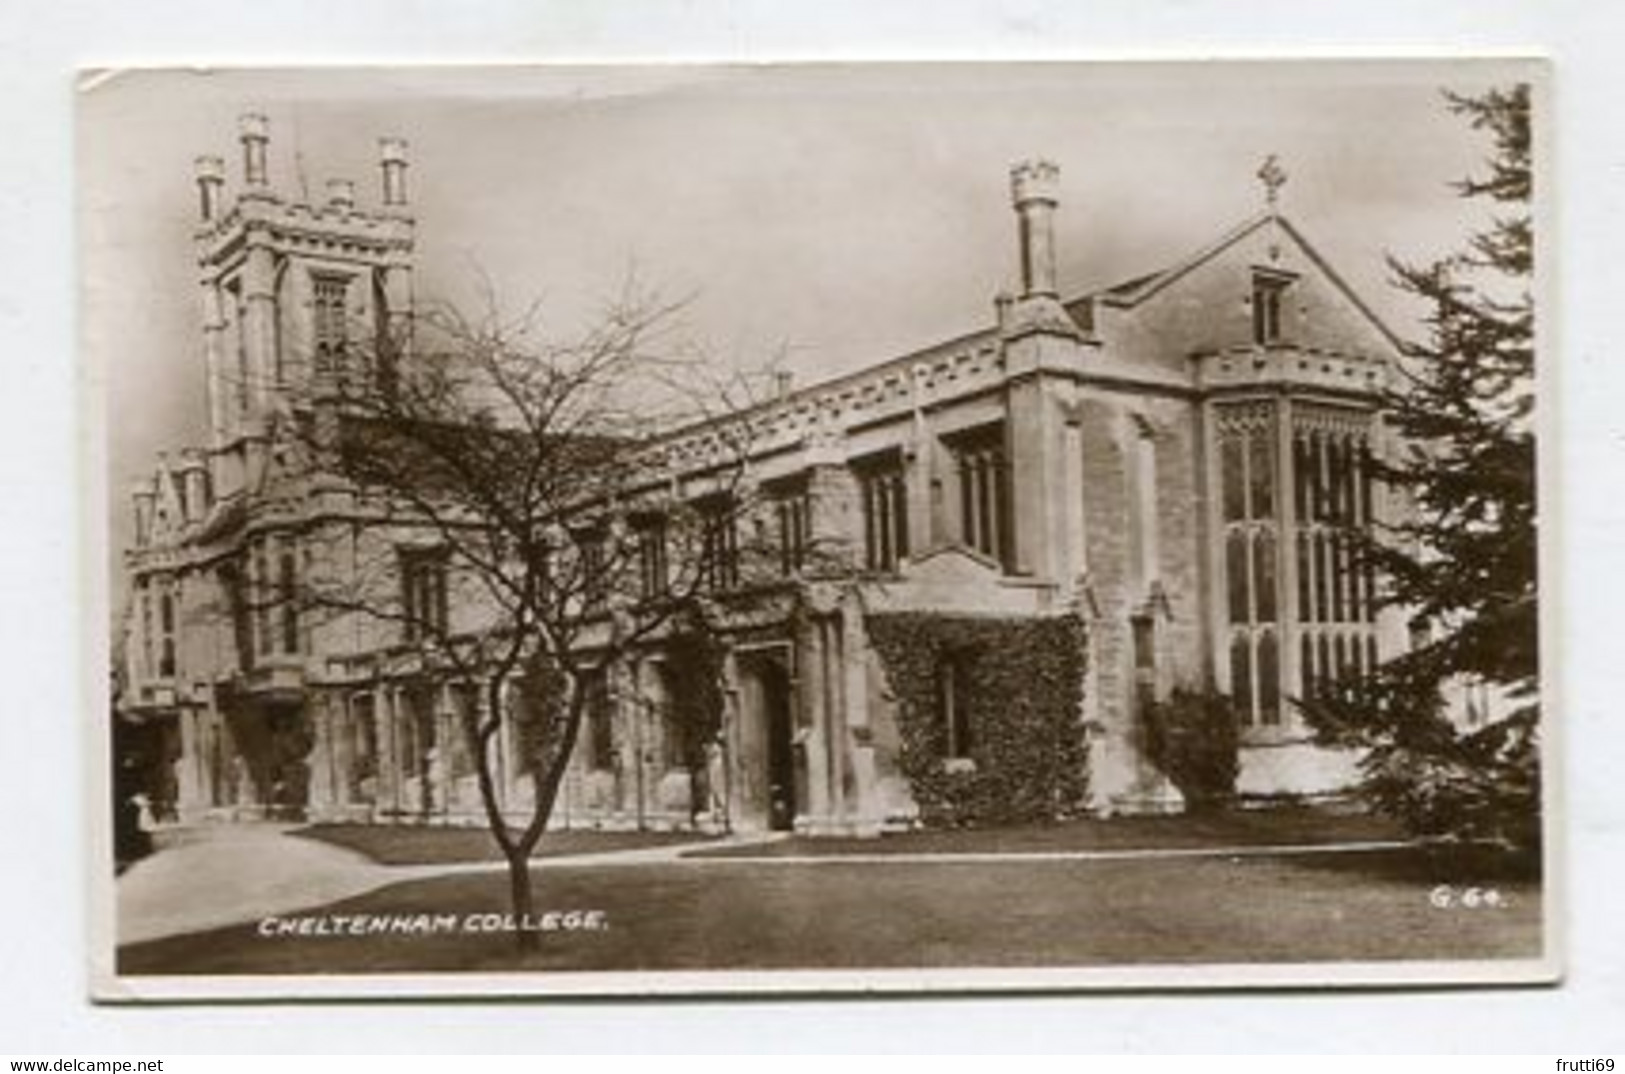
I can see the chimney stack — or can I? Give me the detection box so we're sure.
[325,178,355,211]
[178,452,210,523]
[131,481,155,547]
[194,155,225,222]
[994,290,1014,333]
[1010,160,1061,298]
[379,137,409,206]
[239,113,270,187]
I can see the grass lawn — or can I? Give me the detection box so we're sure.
[117,846,1542,976]
[687,806,1405,858]
[293,824,717,865]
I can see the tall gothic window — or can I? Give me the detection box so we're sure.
[137,579,154,680]
[583,668,614,772]
[696,496,740,592]
[573,525,608,611]
[632,513,669,600]
[1218,402,1280,727]
[313,273,350,387]
[770,476,812,577]
[227,279,249,417]
[1252,272,1292,346]
[1293,409,1377,699]
[937,650,975,761]
[855,450,909,573]
[277,539,299,654]
[947,425,1012,569]
[252,539,272,658]
[158,584,176,678]
[400,547,450,643]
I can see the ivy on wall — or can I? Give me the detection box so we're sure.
[865,612,1089,827]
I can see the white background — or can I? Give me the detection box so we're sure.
[3,0,1622,1053]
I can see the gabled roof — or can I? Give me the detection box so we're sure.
[1067,211,1405,352]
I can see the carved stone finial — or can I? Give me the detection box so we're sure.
[1257,154,1288,209]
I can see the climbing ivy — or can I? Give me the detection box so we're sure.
[865,613,1089,827]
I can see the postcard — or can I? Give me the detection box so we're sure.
[84,60,1555,999]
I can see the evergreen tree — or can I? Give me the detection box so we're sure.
[1307,85,1539,852]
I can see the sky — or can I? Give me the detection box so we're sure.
[81,61,1527,560]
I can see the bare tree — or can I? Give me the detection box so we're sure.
[287,278,779,949]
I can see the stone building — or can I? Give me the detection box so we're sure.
[117,118,1409,835]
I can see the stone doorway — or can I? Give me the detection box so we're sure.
[736,652,796,832]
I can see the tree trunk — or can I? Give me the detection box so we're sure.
[505,845,539,953]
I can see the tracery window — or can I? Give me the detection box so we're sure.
[1217,401,1380,731]
[1218,402,1281,727]
[312,273,350,386]
[1292,407,1377,699]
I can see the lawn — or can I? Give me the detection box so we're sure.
[686,806,1405,858]
[293,824,716,865]
[117,846,1542,976]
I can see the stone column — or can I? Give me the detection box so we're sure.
[378,687,402,816]
[719,650,742,832]
[174,708,206,819]
[838,595,878,834]
[796,615,832,827]
[435,683,456,818]
[305,695,337,819]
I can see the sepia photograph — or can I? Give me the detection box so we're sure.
[82,60,1552,998]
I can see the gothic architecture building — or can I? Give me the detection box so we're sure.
[117,117,1409,835]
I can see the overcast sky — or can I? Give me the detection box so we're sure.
[81,61,1528,551]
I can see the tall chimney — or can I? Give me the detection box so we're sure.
[379,137,409,206]
[131,481,155,547]
[1010,160,1061,298]
[179,451,210,523]
[326,177,355,211]
[239,113,270,187]
[194,155,225,222]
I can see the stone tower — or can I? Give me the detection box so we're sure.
[191,114,416,499]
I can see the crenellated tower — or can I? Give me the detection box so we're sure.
[191,114,416,499]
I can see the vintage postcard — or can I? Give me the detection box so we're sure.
[84,60,1555,999]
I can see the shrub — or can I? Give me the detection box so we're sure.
[1144,688,1239,812]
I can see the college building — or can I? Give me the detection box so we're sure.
[115,117,1411,836]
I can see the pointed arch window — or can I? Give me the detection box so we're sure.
[1217,402,1280,727]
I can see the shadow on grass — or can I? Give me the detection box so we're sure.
[1286,842,1542,885]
